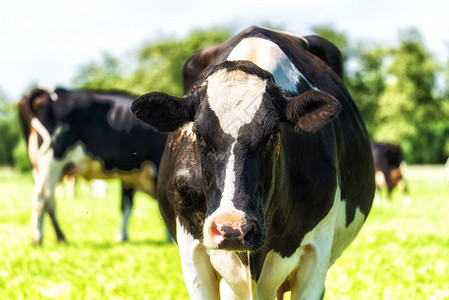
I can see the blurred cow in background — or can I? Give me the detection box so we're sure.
[371,141,410,205]
[19,88,167,245]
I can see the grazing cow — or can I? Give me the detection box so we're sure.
[131,26,374,299]
[371,141,409,201]
[18,88,167,245]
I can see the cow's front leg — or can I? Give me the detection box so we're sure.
[176,218,220,299]
[32,155,65,245]
[288,244,328,300]
[47,199,66,243]
[31,183,46,245]
[118,184,134,242]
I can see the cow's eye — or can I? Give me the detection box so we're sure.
[193,129,206,147]
[270,132,279,144]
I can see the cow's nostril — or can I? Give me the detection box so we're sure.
[243,222,257,245]
[221,224,242,239]
[211,222,221,237]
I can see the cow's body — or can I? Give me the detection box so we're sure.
[19,88,167,244]
[132,26,374,299]
[371,141,409,201]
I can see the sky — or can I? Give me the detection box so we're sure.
[1,0,448,101]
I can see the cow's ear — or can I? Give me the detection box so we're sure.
[131,92,195,132]
[285,90,340,133]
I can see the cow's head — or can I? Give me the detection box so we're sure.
[131,60,340,251]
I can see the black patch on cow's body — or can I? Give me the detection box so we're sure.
[53,100,166,171]
[152,26,375,284]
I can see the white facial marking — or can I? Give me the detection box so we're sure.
[207,69,267,138]
[227,37,314,93]
[204,69,267,225]
[220,143,236,210]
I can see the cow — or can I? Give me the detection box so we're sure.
[131,26,375,299]
[18,88,167,245]
[371,141,410,203]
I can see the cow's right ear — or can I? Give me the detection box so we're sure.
[131,92,195,132]
[285,90,341,133]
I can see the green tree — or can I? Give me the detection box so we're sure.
[346,45,388,135]
[0,91,21,166]
[73,53,123,91]
[73,28,231,96]
[312,25,385,136]
[129,28,231,96]
[374,28,446,163]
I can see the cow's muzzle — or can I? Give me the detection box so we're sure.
[204,212,262,251]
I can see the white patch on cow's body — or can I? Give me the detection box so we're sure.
[209,250,254,299]
[258,185,365,299]
[202,184,367,299]
[31,117,52,156]
[330,200,366,264]
[254,185,342,298]
[226,37,314,93]
[176,218,220,299]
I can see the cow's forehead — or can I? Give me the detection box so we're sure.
[205,68,268,138]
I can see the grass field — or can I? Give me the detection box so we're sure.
[0,165,448,299]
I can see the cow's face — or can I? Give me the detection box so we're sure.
[132,60,340,251]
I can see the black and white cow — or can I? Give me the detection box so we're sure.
[371,140,409,201]
[131,26,375,299]
[19,88,167,245]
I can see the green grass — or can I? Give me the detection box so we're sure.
[0,168,188,299]
[0,166,448,299]
[325,165,449,300]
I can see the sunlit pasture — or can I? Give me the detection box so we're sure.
[0,165,448,299]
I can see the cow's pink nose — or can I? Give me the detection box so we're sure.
[207,213,255,250]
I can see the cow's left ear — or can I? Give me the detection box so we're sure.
[131,92,195,132]
[285,90,341,133]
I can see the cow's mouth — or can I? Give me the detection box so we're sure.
[204,215,263,251]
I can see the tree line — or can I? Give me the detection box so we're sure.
[1,25,448,169]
